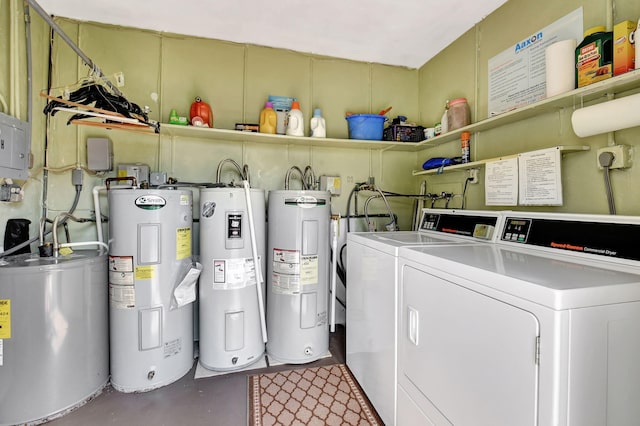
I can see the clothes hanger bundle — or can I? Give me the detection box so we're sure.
[41,72,159,134]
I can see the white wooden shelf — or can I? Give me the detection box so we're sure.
[412,145,590,176]
[411,69,640,150]
[158,70,640,153]
[159,123,419,151]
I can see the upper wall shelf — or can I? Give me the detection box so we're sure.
[412,69,640,150]
[159,123,419,151]
[158,70,640,152]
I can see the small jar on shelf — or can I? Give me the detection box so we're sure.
[447,98,470,131]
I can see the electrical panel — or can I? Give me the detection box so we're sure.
[0,112,30,179]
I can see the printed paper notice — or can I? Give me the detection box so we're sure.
[518,147,563,205]
[488,8,583,116]
[485,157,519,206]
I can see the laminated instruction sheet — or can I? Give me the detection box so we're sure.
[485,147,563,206]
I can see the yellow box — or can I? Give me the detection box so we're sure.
[613,20,636,76]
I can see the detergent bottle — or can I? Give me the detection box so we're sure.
[190,96,213,127]
[310,108,326,138]
[285,101,304,136]
[259,101,277,134]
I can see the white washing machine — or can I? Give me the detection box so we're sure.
[396,212,640,426]
[346,209,503,425]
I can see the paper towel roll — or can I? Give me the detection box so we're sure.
[571,93,640,137]
[545,39,577,97]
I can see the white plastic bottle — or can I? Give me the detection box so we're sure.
[440,100,449,134]
[286,101,304,136]
[310,108,326,138]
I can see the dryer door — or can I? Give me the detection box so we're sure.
[400,264,539,426]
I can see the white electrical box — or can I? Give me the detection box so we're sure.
[87,138,113,172]
[319,175,342,195]
[0,112,30,179]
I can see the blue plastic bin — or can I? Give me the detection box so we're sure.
[345,114,386,140]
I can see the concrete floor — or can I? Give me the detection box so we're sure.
[48,325,346,426]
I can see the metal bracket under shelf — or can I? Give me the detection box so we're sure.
[412,145,590,176]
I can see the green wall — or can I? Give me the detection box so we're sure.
[2,0,640,249]
[418,0,640,214]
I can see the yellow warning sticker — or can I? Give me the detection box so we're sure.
[176,227,192,260]
[0,300,11,339]
[135,265,156,280]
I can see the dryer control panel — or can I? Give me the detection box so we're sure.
[501,215,640,262]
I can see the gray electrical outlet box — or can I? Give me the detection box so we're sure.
[319,175,342,195]
[0,112,30,179]
[87,137,113,172]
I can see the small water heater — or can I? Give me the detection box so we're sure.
[0,251,109,425]
[199,186,266,370]
[108,188,194,392]
[266,190,331,363]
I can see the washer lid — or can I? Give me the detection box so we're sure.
[399,244,640,310]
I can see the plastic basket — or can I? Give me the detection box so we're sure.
[345,114,386,140]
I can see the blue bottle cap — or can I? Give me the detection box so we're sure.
[313,108,322,117]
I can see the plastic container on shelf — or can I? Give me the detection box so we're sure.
[310,108,326,138]
[345,114,386,140]
[447,98,470,131]
[286,101,304,136]
[575,26,613,88]
[259,101,277,134]
[190,96,213,127]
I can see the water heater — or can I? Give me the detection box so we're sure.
[266,190,331,363]
[199,187,266,370]
[108,188,194,392]
[0,251,109,425]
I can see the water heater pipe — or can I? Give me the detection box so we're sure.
[243,180,268,343]
[330,215,339,332]
[92,186,106,243]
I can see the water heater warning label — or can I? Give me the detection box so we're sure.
[109,256,135,308]
[272,248,301,294]
[0,300,10,339]
[176,227,191,260]
[213,257,259,290]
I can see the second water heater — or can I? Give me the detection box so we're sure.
[266,190,331,363]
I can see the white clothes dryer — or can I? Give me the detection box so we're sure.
[346,208,503,425]
[397,212,640,426]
